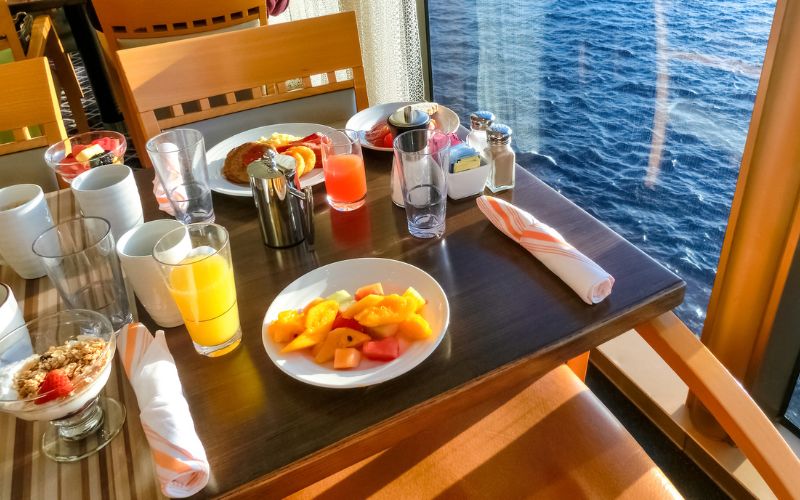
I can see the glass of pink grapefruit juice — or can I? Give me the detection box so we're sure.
[321,129,367,211]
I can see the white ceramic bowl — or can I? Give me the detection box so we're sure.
[346,102,461,152]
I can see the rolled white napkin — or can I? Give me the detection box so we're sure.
[477,195,615,304]
[152,141,184,217]
[153,177,176,216]
[118,323,209,498]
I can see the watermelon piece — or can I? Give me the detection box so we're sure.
[93,137,120,152]
[362,337,400,361]
[59,154,88,175]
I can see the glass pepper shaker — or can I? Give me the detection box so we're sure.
[467,111,495,157]
[484,124,515,193]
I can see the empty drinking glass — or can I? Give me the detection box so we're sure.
[393,130,451,238]
[146,129,215,224]
[32,217,132,329]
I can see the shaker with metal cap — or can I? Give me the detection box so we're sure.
[467,110,496,156]
[248,149,315,248]
[388,106,430,207]
[484,123,515,193]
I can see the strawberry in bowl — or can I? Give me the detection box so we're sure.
[44,131,127,184]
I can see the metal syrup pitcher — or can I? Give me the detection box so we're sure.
[248,149,315,249]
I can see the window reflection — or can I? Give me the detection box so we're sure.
[429,0,774,332]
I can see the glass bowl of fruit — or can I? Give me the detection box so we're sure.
[44,131,127,184]
[0,309,125,462]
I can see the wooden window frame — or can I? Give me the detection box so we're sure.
[419,0,800,493]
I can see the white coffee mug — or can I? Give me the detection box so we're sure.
[71,165,144,240]
[0,283,24,338]
[0,283,32,362]
[0,184,53,279]
[116,220,184,328]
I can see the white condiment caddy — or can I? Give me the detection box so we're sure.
[447,164,490,200]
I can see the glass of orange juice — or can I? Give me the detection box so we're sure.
[321,129,367,211]
[152,223,241,357]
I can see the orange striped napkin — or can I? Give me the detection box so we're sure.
[477,195,615,304]
[118,323,209,498]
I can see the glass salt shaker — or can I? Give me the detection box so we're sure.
[467,111,495,157]
[484,124,515,193]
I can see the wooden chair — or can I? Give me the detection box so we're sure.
[0,57,66,191]
[0,0,89,133]
[91,0,267,53]
[290,314,800,499]
[115,12,368,167]
[90,0,268,157]
[0,0,23,61]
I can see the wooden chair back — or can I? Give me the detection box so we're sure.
[0,1,89,133]
[117,11,368,166]
[0,57,66,156]
[0,0,24,60]
[91,0,267,53]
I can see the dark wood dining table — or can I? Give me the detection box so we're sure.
[1,150,684,499]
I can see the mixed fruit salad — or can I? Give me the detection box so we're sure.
[268,282,433,370]
[46,132,126,183]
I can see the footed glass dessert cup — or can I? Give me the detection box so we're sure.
[0,310,125,462]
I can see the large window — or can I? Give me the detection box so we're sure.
[427,0,773,334]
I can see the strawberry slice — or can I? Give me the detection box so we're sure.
[36,369,74,405]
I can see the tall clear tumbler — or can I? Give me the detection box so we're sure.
[393,130,451,238]
[153,223,241,357]
[32,217,132,330]
[146,129,215,224]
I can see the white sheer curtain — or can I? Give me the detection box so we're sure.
[271,0,425,105]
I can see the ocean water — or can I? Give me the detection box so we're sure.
[428,0,774,334]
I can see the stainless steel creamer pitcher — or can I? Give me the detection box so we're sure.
[247,149,314,249]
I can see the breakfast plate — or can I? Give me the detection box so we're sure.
[206,123,336,197]
[261,258,450,389]
[345,102,460,152]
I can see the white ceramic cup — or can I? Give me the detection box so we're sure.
[0,283,31,362]
[116,220,184,328]
[0,283,24,338]
[71,165,144,240]
[0,184,53,279]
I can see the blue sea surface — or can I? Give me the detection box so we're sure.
[428,0,774,334]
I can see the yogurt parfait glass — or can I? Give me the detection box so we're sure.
[0,310,125,462]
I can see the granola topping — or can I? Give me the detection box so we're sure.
[14,337,107,400]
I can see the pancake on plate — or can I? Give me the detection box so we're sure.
[222,142,272,184]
